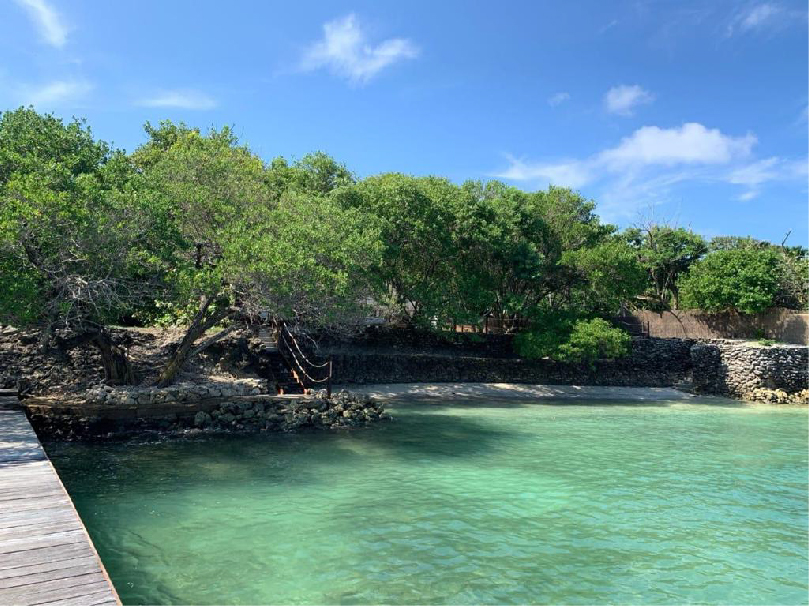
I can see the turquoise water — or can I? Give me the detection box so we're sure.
[47,398,808,605]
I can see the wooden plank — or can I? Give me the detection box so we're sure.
[4,577,109,603]
[0,495,73,513]
[0,489,68,503]
[0,408,120,605]
[0,529,87,554]
[0,520,84,541]
[33,589,117,606]
[0,563,103,589]
[0,395,20,411]
[0,507,78,529]
[0,556,98,580]
[0,510,80,531]
[2,572,106,598]
[0,543,94,570]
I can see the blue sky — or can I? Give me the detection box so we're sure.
[1,0,807,244]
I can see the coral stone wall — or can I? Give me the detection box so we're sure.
[691,342,808,399]
[329,337,694,388]
[329,337,807,404]
[26,386,387,440]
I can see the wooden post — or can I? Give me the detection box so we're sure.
[326,357,333,399]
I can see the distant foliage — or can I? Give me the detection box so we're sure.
[776,249,809,310]
[626,224,708,310]
[515,315,631,364]
[678,249,782,314]
[334,176,640,327]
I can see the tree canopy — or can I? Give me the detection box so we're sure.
[679,245,807,315]
[625,224,708,309]
[134,121,380,385]
[1,107,803,384]
[0,108,166,382]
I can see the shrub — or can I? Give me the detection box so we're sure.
[515,315,631,365]
[678,249,781,314]
[513,311,576,359]
[556,318,632,364]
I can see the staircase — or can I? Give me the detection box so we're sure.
[256,328,306,394]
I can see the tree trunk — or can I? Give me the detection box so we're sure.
[54,326,134,385]
[37,321,53,355]
[670,282,680,310]
[93,330,134,385]
[155,296,230,387]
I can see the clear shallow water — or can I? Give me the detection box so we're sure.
[47,398,808,605]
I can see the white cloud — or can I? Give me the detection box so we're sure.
[727,157,781,186]
[599,123,756,168]
[741,3,781,28]
[727,156,807,200]
[22,79,92,107]
[604,84,654,116]
[136,90,217,110]
[300,14,419,84]
[599,19,619,34]
[497,123,755,185]
[493,122,800,219]
[14,0,68,48]
[726,2,783,36]
[497,154,592,189]
[547,92,570,107]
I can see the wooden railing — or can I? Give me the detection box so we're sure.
[276,322,333,397]
[451,317,531,334]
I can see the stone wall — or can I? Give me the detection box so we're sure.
[615,308,808,344]
[691,342,808,401]
[328,337,807,404]
[25,384,387,440]
[329,337,695,388]
[8,328,808,441]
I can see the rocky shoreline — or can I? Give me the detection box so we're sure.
[26,387,390,441]
[3,326,806,441]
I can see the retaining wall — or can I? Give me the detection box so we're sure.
[330,337,694,387]
[329,337,807,403]
[25,382,386,439]
[690,342,808,399]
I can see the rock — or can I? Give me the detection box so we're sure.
[193,411,212,427]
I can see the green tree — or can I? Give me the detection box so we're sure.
[678,248,782,314]
[0,107,166,383]
[775,247,809,310]
[626,224,708,309]
[709,235,808,310]
[136,122,380,386]
[515,316,630,364]
[333,173,460,325]
[561,239,647,315]
[464,184,634,320]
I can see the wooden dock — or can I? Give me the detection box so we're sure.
[0,390,120,606]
